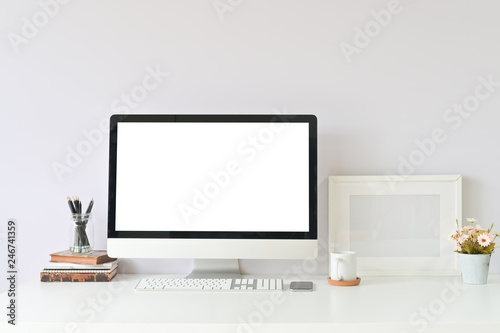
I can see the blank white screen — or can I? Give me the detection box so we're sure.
[115,122,310,232]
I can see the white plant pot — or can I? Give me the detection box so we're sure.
[458,253,491,285]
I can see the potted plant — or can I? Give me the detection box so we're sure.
[449,218,499,284]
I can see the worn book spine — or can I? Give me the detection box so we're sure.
[40,268,117,282]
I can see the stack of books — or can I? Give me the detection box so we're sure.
[40,250,118,282]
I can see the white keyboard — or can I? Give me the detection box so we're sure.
[135,278,283,291]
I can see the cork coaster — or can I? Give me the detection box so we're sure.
[327,277,361,286]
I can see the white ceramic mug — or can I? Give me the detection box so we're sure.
[330,251,357,281]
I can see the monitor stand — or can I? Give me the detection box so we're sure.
[185,259,242,279]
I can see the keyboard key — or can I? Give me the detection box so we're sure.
[257,280,268,290]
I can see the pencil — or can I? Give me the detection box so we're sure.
[67,197,76,214]
[85,198,94,214]
[75,196,81,214]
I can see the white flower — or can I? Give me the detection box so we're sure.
[466,218,478,223]
[455,241,462,252]
[458,235,469,244]
[478,233,491,247]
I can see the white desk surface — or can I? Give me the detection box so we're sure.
[2,274,500,333]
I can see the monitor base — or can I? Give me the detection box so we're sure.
[185,259,242,279]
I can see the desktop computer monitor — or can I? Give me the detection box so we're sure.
[107,114,317,277]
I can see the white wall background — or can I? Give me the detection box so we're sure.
[1,0,500,290]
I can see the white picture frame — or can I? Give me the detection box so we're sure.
[329,175,462,276]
